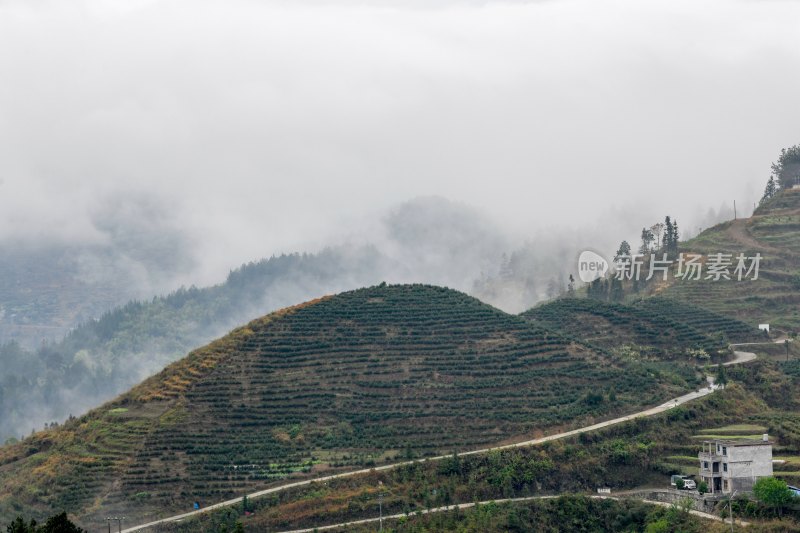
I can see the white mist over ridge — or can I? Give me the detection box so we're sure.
[0,0,791,285]
[0,192,748,355]
[0,0,792,441]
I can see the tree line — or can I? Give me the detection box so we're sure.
[5,512,85,533]
[583,215,680,303]
[761,144,800,204]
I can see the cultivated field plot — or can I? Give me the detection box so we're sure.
[520,297,761,359]
[659,190,800,331]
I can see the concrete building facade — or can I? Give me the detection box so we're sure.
[698,434,773,494]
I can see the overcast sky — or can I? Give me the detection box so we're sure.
[1,0,798,285]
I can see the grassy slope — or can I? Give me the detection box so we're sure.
[156,361,800,533]
[520,297,763,359]
[0,284,699,530]
[345,496,722,533]
[650,189,800,332]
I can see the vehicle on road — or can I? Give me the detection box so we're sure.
[671,474,696,490]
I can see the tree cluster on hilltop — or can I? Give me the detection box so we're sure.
[587,215,678,303]
[617,215,679,263]
[762,144,800,204]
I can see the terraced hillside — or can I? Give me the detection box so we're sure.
[157,371,800,533]
[0,284,700,529]
[520,297,762,359]
[654,188,800,332]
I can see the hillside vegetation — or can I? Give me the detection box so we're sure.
[0,246,386,443]
[0,284,700,530]
[344,496,721,533]
[521,297,763,359]
[160,361,800,533]
[654,188,800,332]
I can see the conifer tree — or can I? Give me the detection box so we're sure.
[639,228,655,254]
[614,240,631,261]
[664,217,674,252]
[663,216,679,256]
[671,219,679,254]
[761,176,777,204]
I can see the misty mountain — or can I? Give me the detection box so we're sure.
[0,195,573,441]
[0,194,740,442]
[0,193,199,351]
[0,246,390,443]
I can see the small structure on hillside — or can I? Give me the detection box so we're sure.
[759,324,770,333]
[698,434,773,494]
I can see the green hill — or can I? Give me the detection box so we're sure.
[0,246,387,443]
[0,284,699,529]
[651,188,800,332]
[157,362,800,533]
[520,297,763,359]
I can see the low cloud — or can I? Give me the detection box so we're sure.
[0,0,796,287]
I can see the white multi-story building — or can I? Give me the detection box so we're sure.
[698,434,773,494]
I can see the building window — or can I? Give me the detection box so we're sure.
[722,446,727,455]
[723,463,728,472]
[703,461,708,469]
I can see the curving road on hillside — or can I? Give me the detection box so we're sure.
[121,346,759,533]
[726,348,758,366]
[727,337,792,366]
[275,494,749,533]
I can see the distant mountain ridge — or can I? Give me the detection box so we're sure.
[0,246,387,442]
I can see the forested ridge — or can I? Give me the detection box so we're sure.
[0,246,385,442]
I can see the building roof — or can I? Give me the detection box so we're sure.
[701,438,772,447]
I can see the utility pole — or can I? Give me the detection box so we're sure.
[106,517,124,533]
[725,489,737,533]
[734,200,737,220]
[378,480,384,531]
[730,499,734,533]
